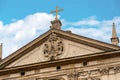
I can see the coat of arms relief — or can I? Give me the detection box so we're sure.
[43,33,64,60]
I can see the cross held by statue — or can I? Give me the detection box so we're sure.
[51,6,64,20]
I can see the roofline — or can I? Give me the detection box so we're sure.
[54,29,120,50]
[0,29,53,67]
[0,28,120,69]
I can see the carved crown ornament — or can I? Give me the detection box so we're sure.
[43,33,64,60]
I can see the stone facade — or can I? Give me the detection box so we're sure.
[1,58,120,80]
[0,19,120,80]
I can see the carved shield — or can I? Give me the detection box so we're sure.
[43,33,64,60]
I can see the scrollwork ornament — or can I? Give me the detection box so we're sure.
[114,66,120,73]
[67,72,79,80]
[100,68,109,75]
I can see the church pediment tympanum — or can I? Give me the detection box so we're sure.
[6,33,103,68]
[0,29,120,69]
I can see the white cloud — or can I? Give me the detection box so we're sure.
[1,13,120,59]
[0,12,54,58]
[62,16,100,27]
[63,16,120,43]
[72,16,100,26]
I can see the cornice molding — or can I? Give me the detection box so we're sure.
[0,50,120,75]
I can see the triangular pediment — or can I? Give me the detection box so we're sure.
[0,29,120,69]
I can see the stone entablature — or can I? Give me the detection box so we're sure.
[3,64,120,80]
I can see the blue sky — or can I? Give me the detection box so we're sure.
[0,0,120,58]
[1,0,120,23]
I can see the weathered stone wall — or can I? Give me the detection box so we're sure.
[2,57,120,80]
